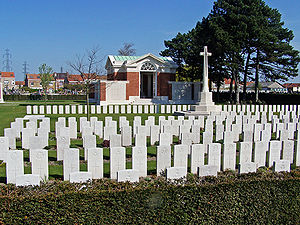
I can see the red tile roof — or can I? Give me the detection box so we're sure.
[0,72,15,78]
[26,74,41,79]
[283,83,300,88]
[15,81,25,85]
[67,74,83,82]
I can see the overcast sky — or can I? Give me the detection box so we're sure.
[0,0,299,82]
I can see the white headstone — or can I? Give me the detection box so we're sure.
[27,105,32,114]
[273,160,290,172]
[94,121,103,139]
[31,149,48,181]
[198,165,218,177]
[6,150,24,184]
[63,148,79,181]
[0,137,9,162]
[238,162,257,174]
[87,148,103,179]
[110,147,126,179]
[150,125,159,145]
[121,126,132,147]
[254,141,268,168]
[59,105,64,114]
[117,169,139,182]
[110,134,122,148]
[22,128,35,149]
[223,143,236,171]
[159,133,172,146]
[156,145,171,176]
[78,105,83,114]
[83,135,96,160]
[132,146,147,177]
[190,144,205,174]
[268,141,282,167]
[70,172,92,183]
[33,105,38,114]
[282,140,294,163]
[16,174,40,186]
[56,136,70,161]
[65,105,70,114]
[135,134,147,147]
[71,105,76,114]
[208,143,221,171]
[173,145,188,172]
[166,167,187,180]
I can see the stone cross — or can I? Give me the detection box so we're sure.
[200,46,212,93]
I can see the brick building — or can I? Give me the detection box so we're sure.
[0,72,15,90]
[94,53,177,104]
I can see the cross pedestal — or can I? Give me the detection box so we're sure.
[179,46,221,116]
[0,83,4,103]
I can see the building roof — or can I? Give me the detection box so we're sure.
[283,83,300,88]
[26,74,41,79]
[67,74,83,82]
[15,81,25,85]
[113,55,173,62]
[54,72,68,79]
[105,53,178,70]
[247,81,285,89]
[0,72,15,78]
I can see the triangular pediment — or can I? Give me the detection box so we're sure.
[127,53,166,65]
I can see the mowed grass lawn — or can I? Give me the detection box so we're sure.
[0,101,175,183]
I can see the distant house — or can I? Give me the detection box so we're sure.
[283,83,300,93]
[246,81,287,93]
[66,74,84,85]
[15,81,25,89]
[53,72,68,90]
[25,74,42,89]
[211,78,243,92]
[0,72,15,90]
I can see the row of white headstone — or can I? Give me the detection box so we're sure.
[26,104,192,115]
[2,108,300,186]
[26,104,300,115]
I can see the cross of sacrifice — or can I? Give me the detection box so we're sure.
[200,46,212,93]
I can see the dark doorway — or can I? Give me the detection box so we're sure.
[140,72,154,98]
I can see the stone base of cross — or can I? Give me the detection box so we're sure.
[177,46,221,116]
[0,83,4,103]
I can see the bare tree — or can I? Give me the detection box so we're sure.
[118,43,136,56]
[39,63,53,103]
[68,46,104,119]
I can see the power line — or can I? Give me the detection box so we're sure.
[23,61,29,79]
[2,49,12,72]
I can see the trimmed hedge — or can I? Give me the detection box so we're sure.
[0,170,299,224]
[4,94,86,101]
[213,92,300,104]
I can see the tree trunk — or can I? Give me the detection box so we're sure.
[243,51,251,101]
[235,70,240,104]
[255,49,260,103]
[216,75,220,103]
[86,85,90,120]
[229,75,233,103]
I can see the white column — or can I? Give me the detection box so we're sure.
[200,46,212,93]
[0,82,4,103]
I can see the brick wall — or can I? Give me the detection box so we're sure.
[107,72,126,80]
[100,82,106,101]
[157,73,175,99]
[126,72,139,100]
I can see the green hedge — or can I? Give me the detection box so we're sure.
[214,92,300,104]
[0,171,299,224]
[4,94,86,101]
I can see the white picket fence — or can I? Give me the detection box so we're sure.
[26,104,300,115]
